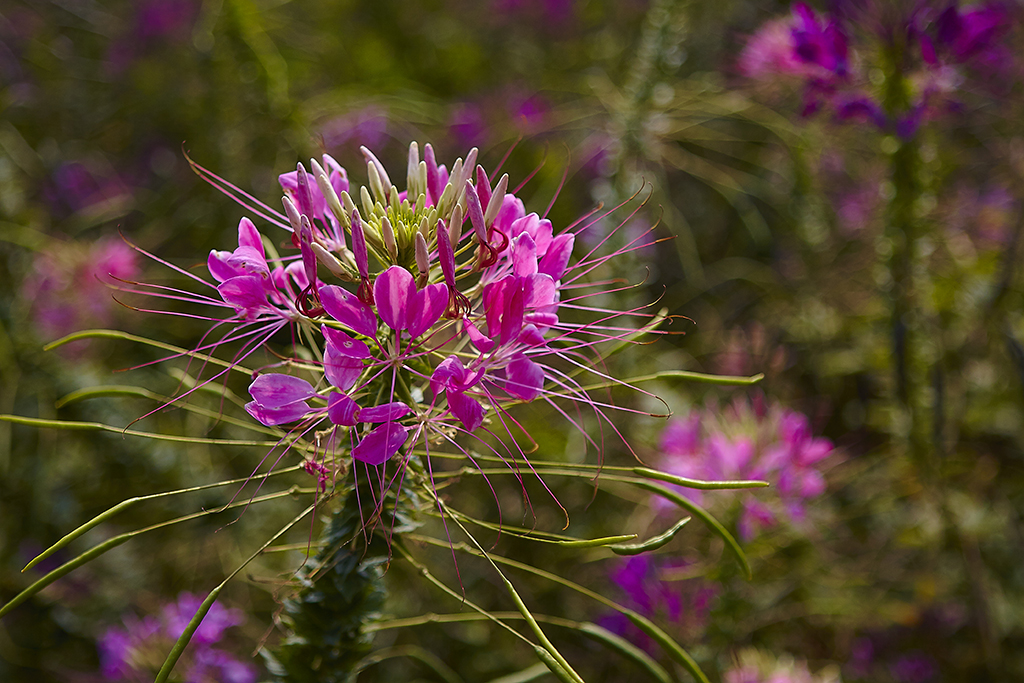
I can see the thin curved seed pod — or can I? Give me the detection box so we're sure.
[610,516,690,555]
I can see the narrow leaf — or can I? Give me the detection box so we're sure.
[43,329,254,375]
[22,466,301,572]
[485,662,551,683]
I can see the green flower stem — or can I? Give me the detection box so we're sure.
[0,414,288,448]
[369,614,671,683]
[881,35,928,466]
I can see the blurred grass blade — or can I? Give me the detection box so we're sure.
[55,385,157,408]
[352,645,465,683]
[155,502,316,683]
[610,517,690,556]
[634,467,769,490]
[577,622,671,683]
[630,480,752,580]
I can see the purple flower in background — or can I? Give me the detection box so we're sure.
[98,593,256,682]
[741,1,1020,134]
[449,103,488,150]
[162,593,244,645]
[319,107,389,152]
[657,397,835,539]
[22,237,139,348]
[890,651,939,683]
[790,2,848,76]
[137,0,196,40]
[602,556,716,653]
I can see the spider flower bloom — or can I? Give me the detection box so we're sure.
[147,141,667,495]
[657,397,834,540]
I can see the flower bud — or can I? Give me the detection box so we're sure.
[381,215,398,261]
[484,173,508,228]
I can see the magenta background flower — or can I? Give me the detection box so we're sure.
[657,397,834,539]
[98,593,255,682]
[22,237,139,346]
[319,108,389,152]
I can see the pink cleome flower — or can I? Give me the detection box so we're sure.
[125,141,669,502]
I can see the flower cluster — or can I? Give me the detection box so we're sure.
[657,396,834,540]
[98,593,256,683]
[153,141,657,494]
[739,1,1017,136]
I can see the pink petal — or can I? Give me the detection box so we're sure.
[245,400,313,426]
[225,245,269,280]
[431,355,468,395]
[208,250,239,283]
[353,422,410,465]
[449,390,485,432]
[319,285,377,337]
[505,354,544,401]
[284,260,309,291]
[359,402,412,423]
[493,195,526,243]
[512,233,538,278]
[327,392,360,426]
[218,276,268,314]
[321,325,371,358]
[407,283,449,337]
[249,374,317,408]
[236,217,264,258]
[324,346,363,392]
[538,233,573,281]
[463,318,494,352]
[483,277,513,338]
[500,285,525,345]
[517,324,546,347]
[374,266,416,332]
